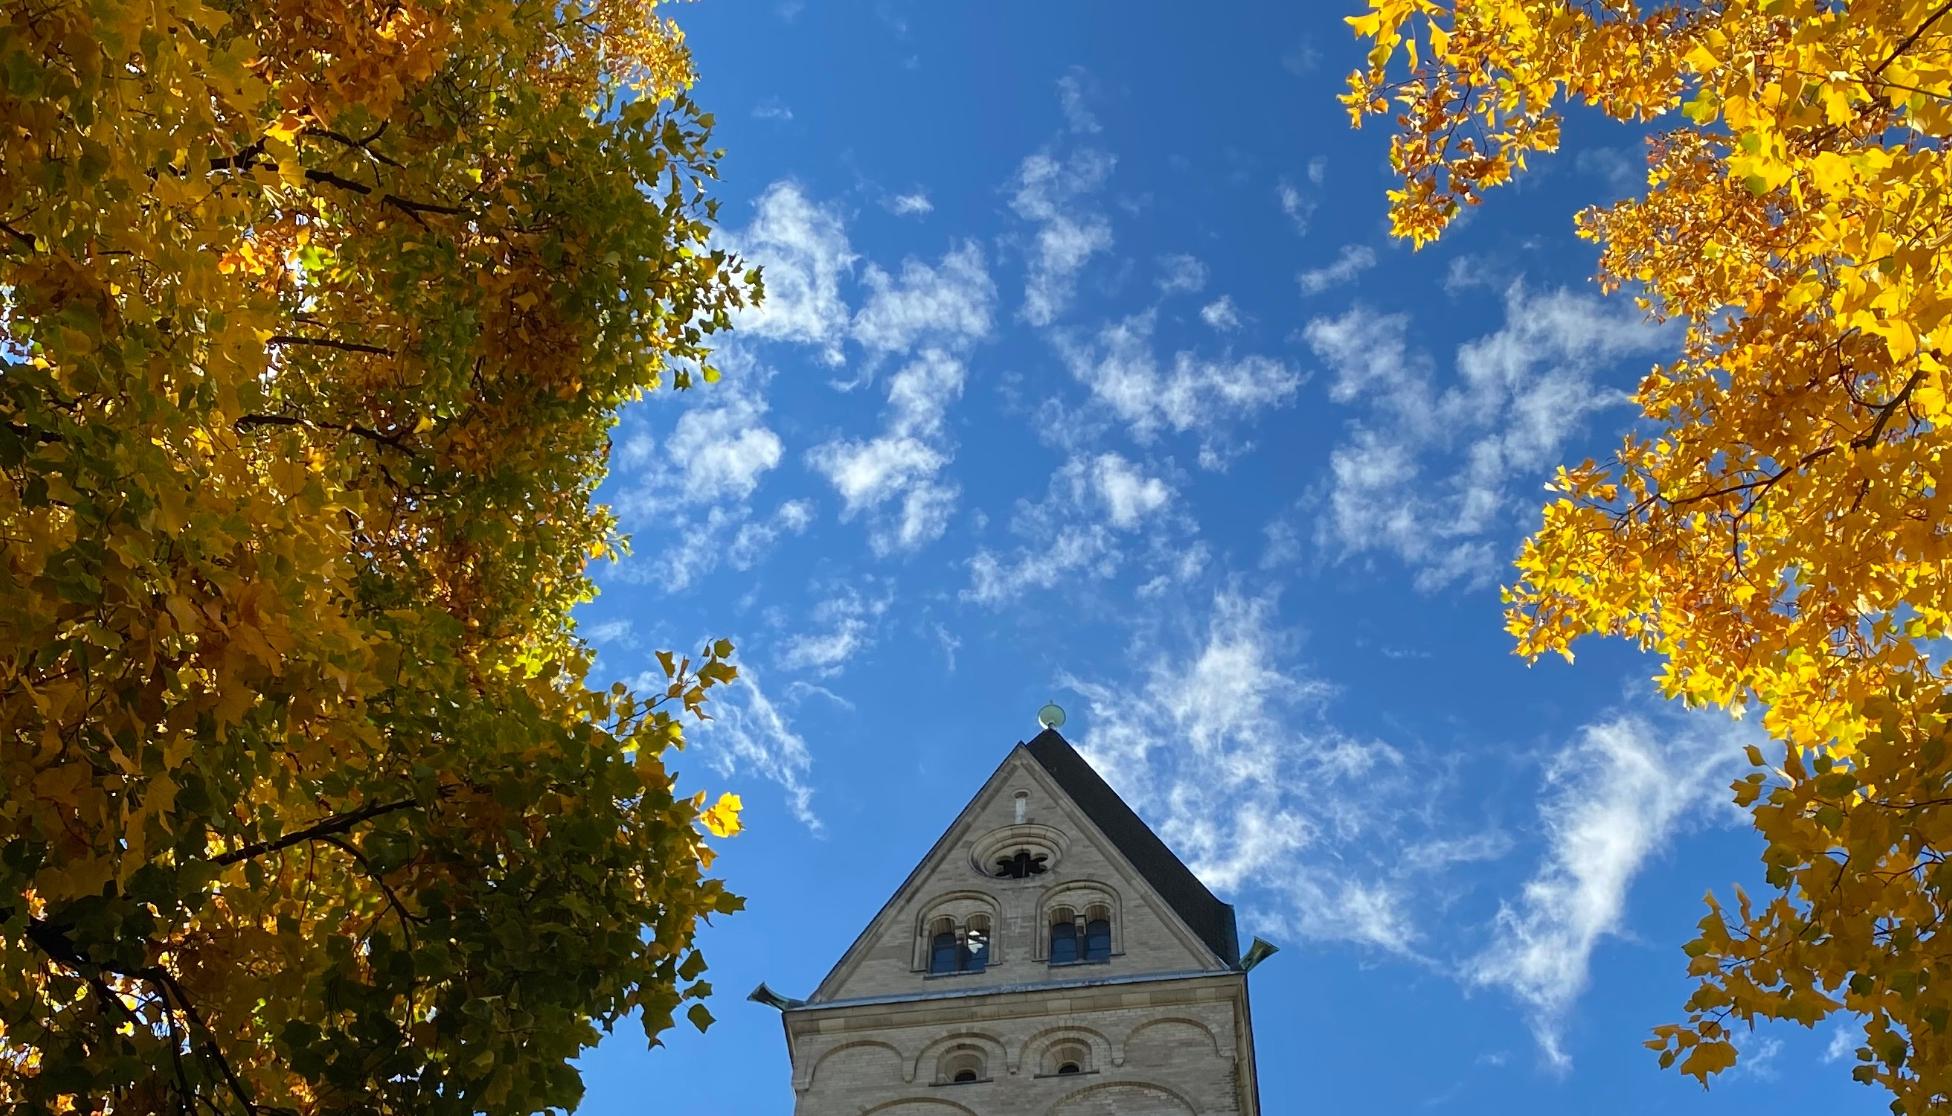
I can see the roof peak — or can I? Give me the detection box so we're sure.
[1022,726,1239,967]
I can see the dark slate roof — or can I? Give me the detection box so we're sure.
[1025,727,1240,968]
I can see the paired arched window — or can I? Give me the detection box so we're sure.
[925,913,990,975]
[1047,903,1112,964]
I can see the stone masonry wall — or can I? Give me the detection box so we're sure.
[787,977,1249,1115]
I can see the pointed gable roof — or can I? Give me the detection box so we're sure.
[1025,728,1240,966]
[803,726,1243,1005]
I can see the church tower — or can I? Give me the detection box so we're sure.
[755,726,1266,1114]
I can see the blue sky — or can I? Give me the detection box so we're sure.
[570,4,1881,1113]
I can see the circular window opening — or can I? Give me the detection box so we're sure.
[970,825,1063,878]
[1057,1061,1081,1075]
[994,848,1048,878]
[953,1069,978,1083]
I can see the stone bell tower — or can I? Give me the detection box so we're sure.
[753,725,1269,1114]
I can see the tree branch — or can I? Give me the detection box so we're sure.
[1850,368,1924,450]
[235,413,418,456]
[0,219,35,249]
[266,334,394,357]
[1874,0,1952,76]
[210,796,421,866]
[317,833,424,945]
[306,122,403,168]
[5,420,61,444]
[148,967,259,1116]
[301,168,467,221]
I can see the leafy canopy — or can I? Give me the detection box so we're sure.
[1,0,759,1112]
[1347,0,1952,1109]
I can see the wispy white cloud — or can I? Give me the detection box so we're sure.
[724,182,856,363]
[885,191,934,217]
[751,97,794,122]
[1468,710,1747,1069]
[726,499,815,570]
[1200,295,1241,332]
[851,240,996,355]
[783,679,856,712]
[1156,253,1208,295]
[1729,1036,1784,1081]
[1057,67,1102,134]
[688,664,820,830]
[581,618,637,650]
[1057,311,1301,465]
[777,586,891,676]
[930,621,961,672]
[1306,283,1670,589]
[808,348,965,554]
[1011,148,1116,326]
[1443,254,1498,295]
[1282,39,1321,76]
[609,349,801,590]
[664,391,782,502]
[1278,173,1318,235]
[1575,145,1643,194]
[1298,244,1378,295]
[1823,1025,1857,1064]
[1259,508,1303,569]
[1063,592,1467,956]
[1402,831,1514,873]
[964,452,1192,606]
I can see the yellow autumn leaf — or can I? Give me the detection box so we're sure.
[1347,1,1952,1108]
[2,0,752,1107]
[701,792,743,838]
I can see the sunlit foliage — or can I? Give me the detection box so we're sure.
[1348,0,1952,1109]
[0,0,759,1111]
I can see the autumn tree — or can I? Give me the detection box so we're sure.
[1346,0,1952,1108]
[0,0,759,1112]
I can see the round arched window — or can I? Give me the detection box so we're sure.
[938,1047,987,1085]
[927,916,960,975]
[1040,1038,1094,1077]
[963,915,990,972]
[1083,916,1111,962]
[1048,906,1079,964]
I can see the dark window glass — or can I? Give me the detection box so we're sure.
[1083,918,1111,961]
[1049,921,1078,964]
[1057,1062,1081,1075]
[994,850,1048,878]
[929,931,959,974]
[964,927,988,971]
[953,1069,977,1083]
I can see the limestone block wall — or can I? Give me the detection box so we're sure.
[786,975,1252,1115]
